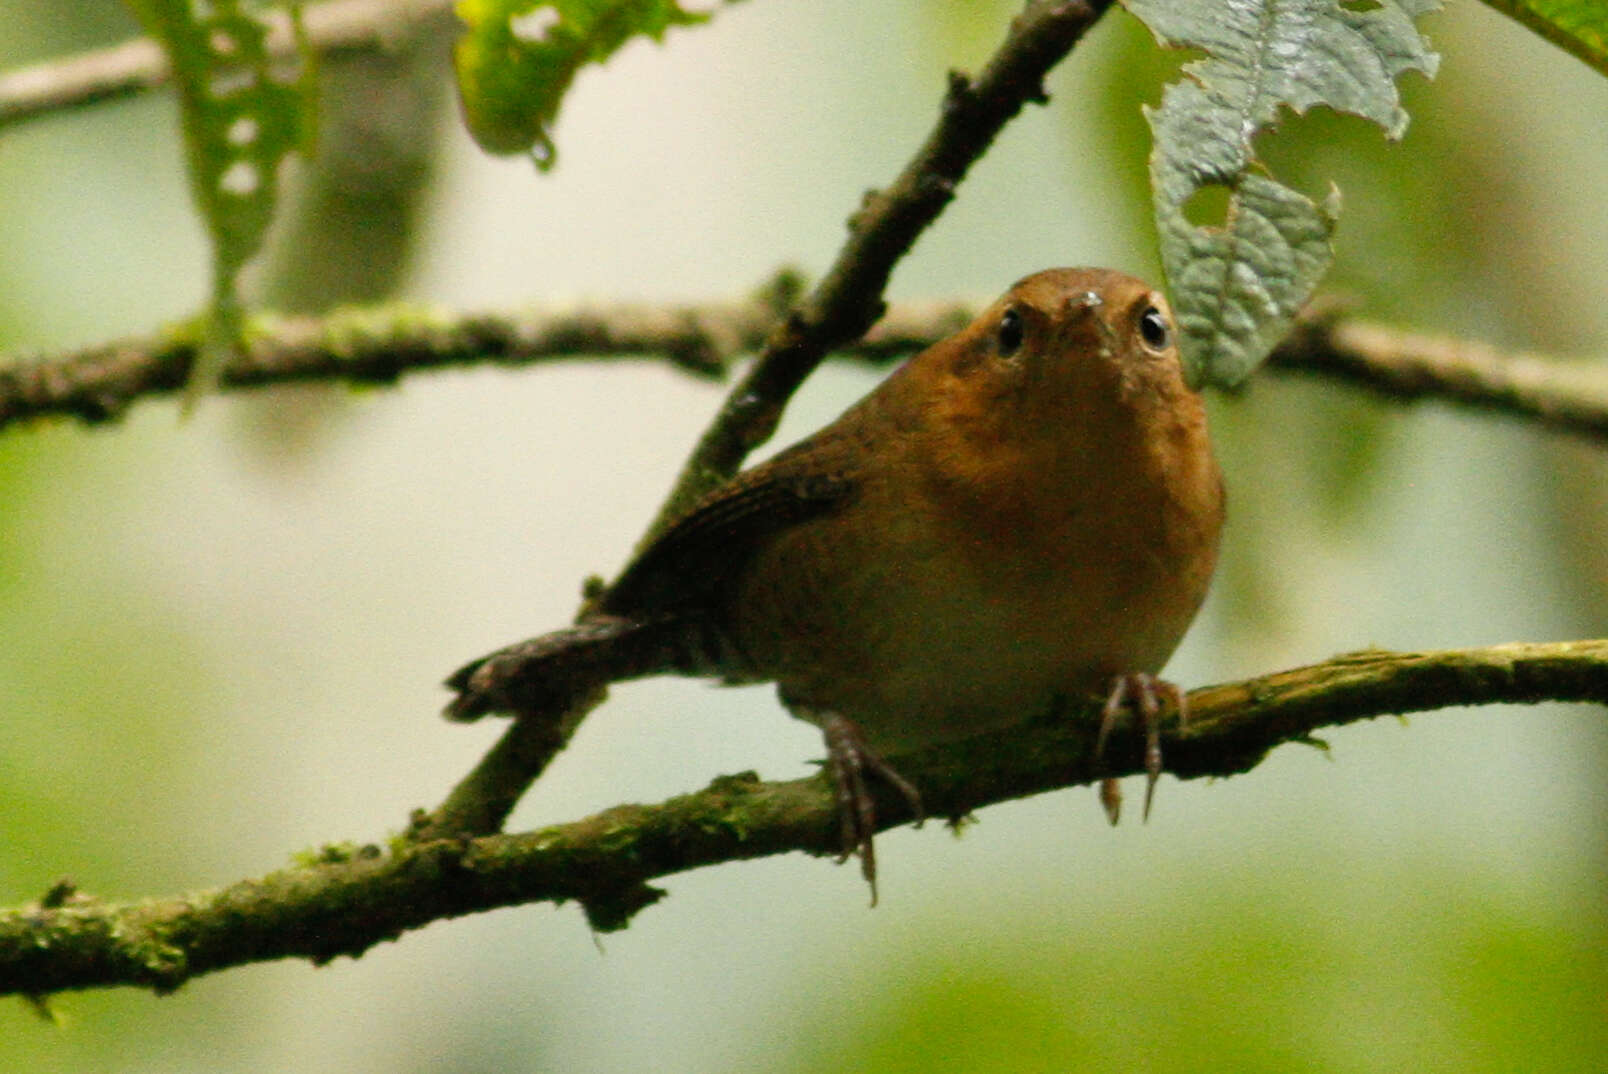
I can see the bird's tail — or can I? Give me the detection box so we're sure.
[443,614,703,722]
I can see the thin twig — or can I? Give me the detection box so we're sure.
[3,639,1604,997]
[0,0,451,130]
[642,0,1114,538]
[410,685,602,842]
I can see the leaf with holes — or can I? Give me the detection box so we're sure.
[1124,0,1439,388]
[1483,0,1608,77]
[125,0,316,400]
[454,0,737,163]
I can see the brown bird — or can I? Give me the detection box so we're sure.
[445,267,1224,897]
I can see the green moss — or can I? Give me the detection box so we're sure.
[318,302,454,360]
[288,841,386,869]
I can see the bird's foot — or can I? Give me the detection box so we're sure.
[820,714,925,905]
[1094,672,1186,825]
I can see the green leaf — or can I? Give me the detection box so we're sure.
[1124,0,1439,388]
[124,0,316,401]
[1483,0,1608,77]
[454,0,731,163]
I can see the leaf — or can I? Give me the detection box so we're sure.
[454,0,733,163]
[124,0,316,402]
[1482,0,1608,77]
[1123,0,1439,388]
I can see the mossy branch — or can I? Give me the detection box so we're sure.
[0,0,450,131]
[3,639,1604,998]
[7,292,1608,446]
[0,300,759,431]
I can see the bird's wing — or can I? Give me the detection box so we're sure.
[602,430,863,617]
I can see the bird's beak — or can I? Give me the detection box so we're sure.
[1064,290,1119,351]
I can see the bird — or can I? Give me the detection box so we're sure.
[444,267,1225,899]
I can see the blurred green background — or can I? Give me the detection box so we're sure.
[1,2,1604,1071]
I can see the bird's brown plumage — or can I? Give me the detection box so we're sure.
[446,267,1225,889]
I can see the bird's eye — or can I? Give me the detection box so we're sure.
[997,308,1024,356]
[1138,306,1170,351]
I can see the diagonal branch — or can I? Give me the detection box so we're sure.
[4,639,1604,998]
[0,0,451,131]
[640,0,1114,538]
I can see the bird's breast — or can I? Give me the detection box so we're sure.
[727,427,1222,752]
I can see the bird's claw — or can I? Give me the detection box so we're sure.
[821,714,924,906]
[1095,673,1186,824]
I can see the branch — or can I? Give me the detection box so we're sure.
[4,640,1604,998]
[9,293,1608,444]
[0,0,451,131]
[1266,314,1608,444]
[0,300,766,431]
[643,0,1113,536]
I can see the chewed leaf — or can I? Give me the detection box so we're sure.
[454,0,732,163]
[1124,0,1439,388]
[125,0,316,402]
[1484,0,1608,78]
[1156,162,1341,385]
